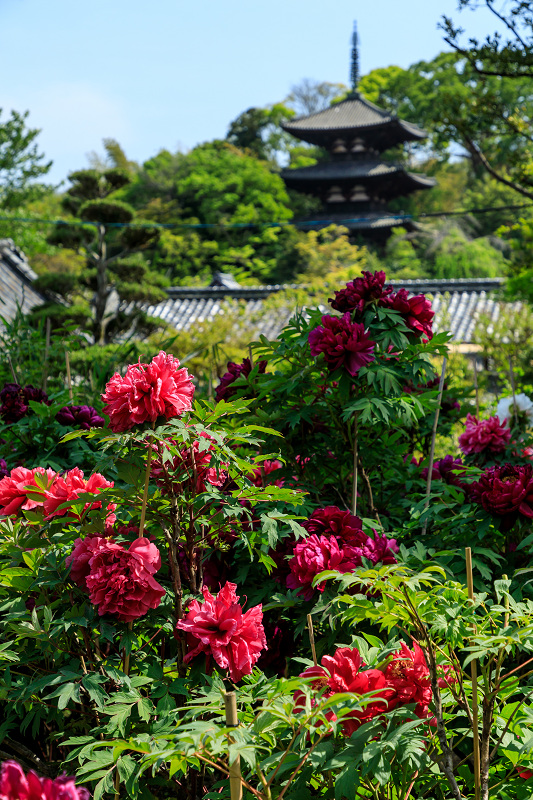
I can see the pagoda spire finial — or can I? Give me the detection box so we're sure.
[350,21,359,93]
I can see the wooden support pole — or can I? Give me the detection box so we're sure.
[421,358,447,535]
[473,357,480,419]
[42,317,51,392]
[224,692,243,800]
[465,547,481,800]
[307,613,318,666]
[352,413,358,516]
[65,350,73,401]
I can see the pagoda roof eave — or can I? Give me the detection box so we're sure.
[281,94,428,145]
[280,161,437,191]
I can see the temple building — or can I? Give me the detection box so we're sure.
[280,25,436,242]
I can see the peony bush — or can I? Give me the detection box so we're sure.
[0,276,532,800]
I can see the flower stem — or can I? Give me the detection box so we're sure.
[123,620,133,676]
[138,434,154,538]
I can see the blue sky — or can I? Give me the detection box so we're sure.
[0,0,506,185]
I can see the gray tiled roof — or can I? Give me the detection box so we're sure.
[0,239,45,323]
[282,94,427,140]
[147,276,513,345]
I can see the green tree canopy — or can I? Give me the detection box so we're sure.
[0,109,52,209]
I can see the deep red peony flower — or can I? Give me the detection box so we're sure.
[380,289,434,340]
[303,505,364,543]
[471,463,533,527]
[287,534,348,599]
[81,537,165,622]
[297,647,396,736]
[43,468,115,522]
[66,533,112,590]
[175,581,266,682]
[0,466,56,517]
[0,383,50,424]
[383,642,432,719]
[329,271,392,314]
[308,314,375,376]
[0,759,90,800]
[215,357,268,403]
[458,413,511,456]
[101,351,194,432]
[151,432,227,494]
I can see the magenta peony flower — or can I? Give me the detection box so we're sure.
[0,760,90,800]
[287,534,348,599]
[101,351,194,432]
[175,581,266,682]
[0,459,7,480]
[56,405,105,430]
[329,271,392,314]
[43,467,115,522]
[303,505,364,543]
[81,537,165,622]
[247,459,284,487]
[151,432,227,494]
[66,533,113,590]
[380,289,434,340]
[0,466,56,517]
[471,463,533,527]
[308,314,375,376]
[458,413,511,456]
[215,358,268,403]
[422,455,466,489]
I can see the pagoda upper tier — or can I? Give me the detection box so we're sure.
[281,92,428,153]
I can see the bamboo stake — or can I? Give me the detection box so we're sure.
[7,356,18,385]
[509,355,517,426]
[65,350,73,401]
[42,318,51,392]
[421,358,447,535]
[138,440,153,538]
[473,357,480,419]
[307,613,318,666]
[352,413,358,516]
[465,547,481,800]
[224,692,243,800]
[123,620,133,676]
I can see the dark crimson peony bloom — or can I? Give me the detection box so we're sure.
[23,386,50,405]
[458,413,511,456]
[151,432,227,494]
[56,405,105,430]
[0,760,90,800]
[0,383,50,424]
[0,459,8,480]
[43,467,115,522]
[303,505,364,543]
[329,271,392,314]
[215,357,268,403]
[380,289,434,340]
[0,466,56,517]
[79,537,165,622]
[175,581,266,682]
[308,314,375,376]
[422,455,467,492]
[471,463,533,527]
[102,351,194,432]
[296,647,396,736]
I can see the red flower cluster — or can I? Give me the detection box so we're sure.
[0,466,114,523]
[0,760,89,800]
[102,351,194,432]
[422,455,468,492]
[380,289,434,341]
[247,459,284,487]
[0,383,50,424]
[308,314,376,377]
[175,581,266,682]
[215,357,268,403]
[67,534,165,622]
[151,432,227,494]
[296,642,447,737]
[458,413,511,456]
[329,270,392,314]
[286,506,398,600]
[471,463,533,528]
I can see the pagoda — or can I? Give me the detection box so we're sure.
[280,25,436,242]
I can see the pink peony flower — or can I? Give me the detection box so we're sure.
[215,358,268,403]
[247,459,284,488]
[175,581,266,682]
[151,432,227,494]
[43,468,115,522]
[380,289,434,340]
[0,466,56,517]
[81,537,165,622]
[383,642,432,719]
[0,760,90,800]
[287,534,348,599]
[308,314,375,376]
[102,351,194,432]
[66,533,112,590]
[458,414,511,456]
[303,505,364,543]
[329,271,392,314]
